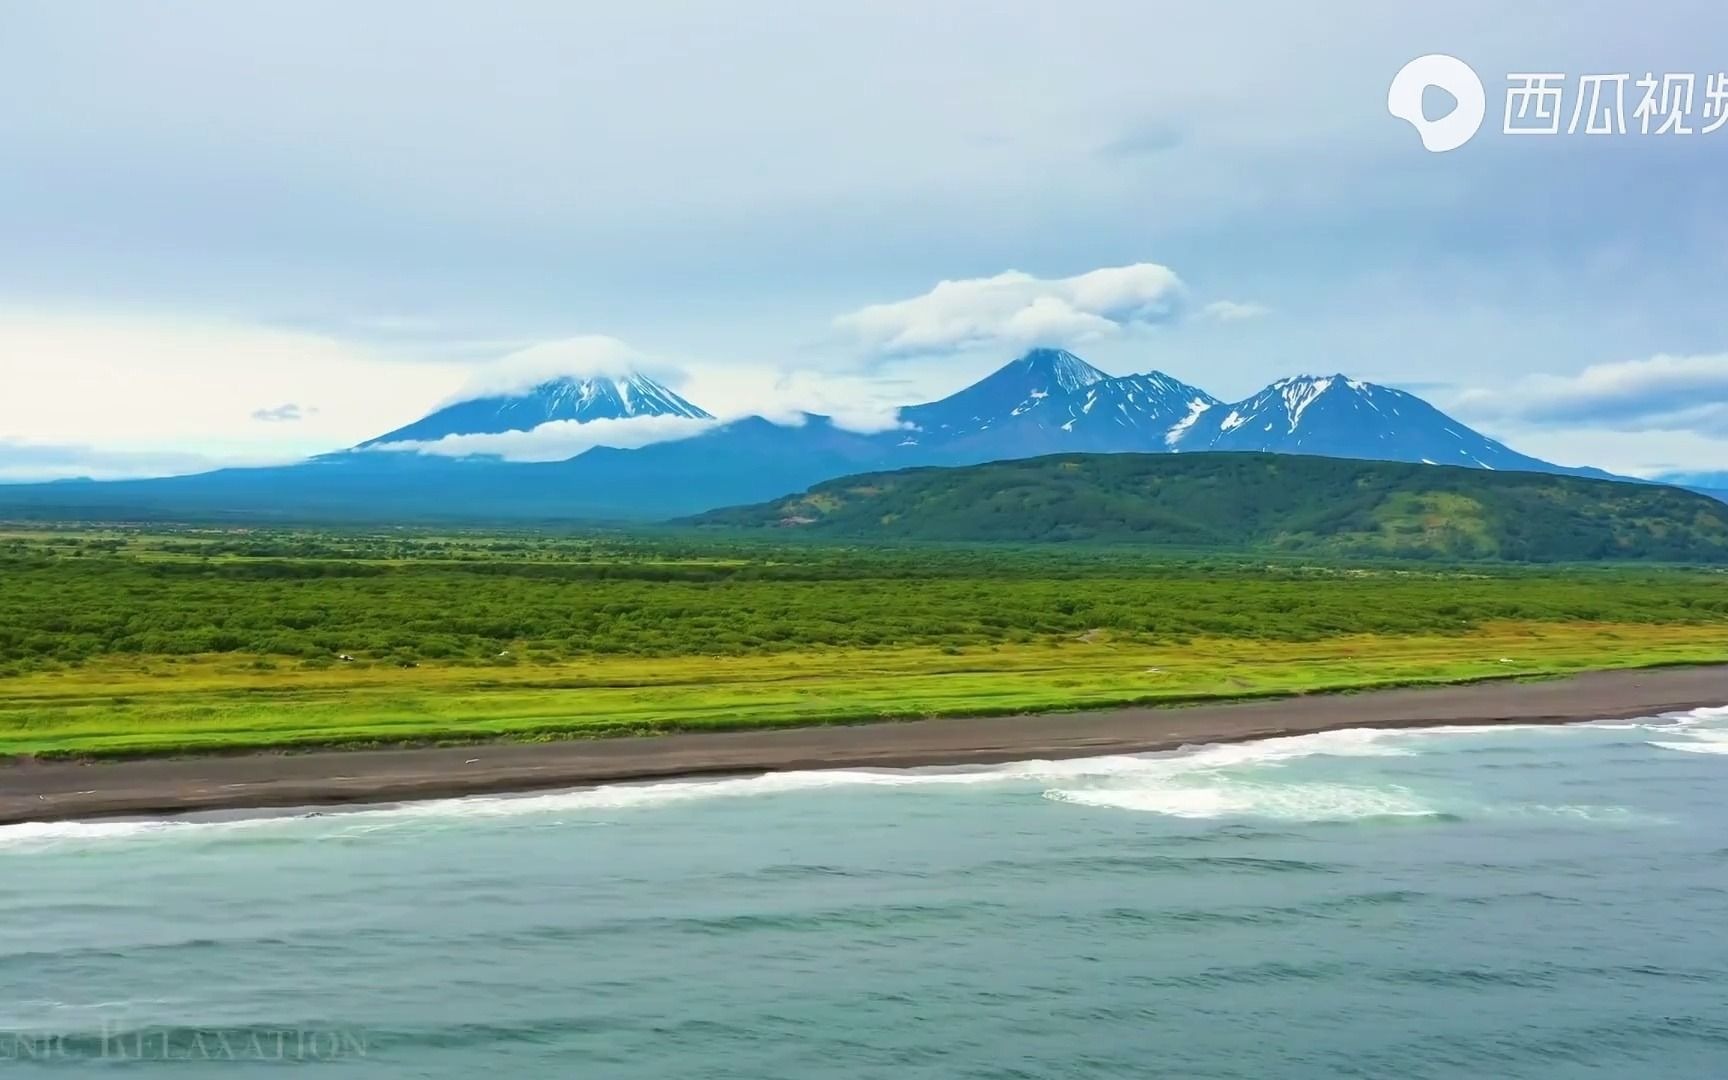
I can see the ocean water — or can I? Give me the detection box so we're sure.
[5,710,1728,1078]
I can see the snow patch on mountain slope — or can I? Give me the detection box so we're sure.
[1043,350,1108,392]
[1278,375,1334,430]
[1164,398,1214,447]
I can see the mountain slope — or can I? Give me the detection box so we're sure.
[559,413,895,516]
[687,452,1728,562]
[359,374,712,447]
[1170,375,1598,475]
[897,349,1219,460]
[899,347,1110,444]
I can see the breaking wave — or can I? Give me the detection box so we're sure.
[7,710,1718,849]
[1639,704,1728,755]
[1045,782,1443,821]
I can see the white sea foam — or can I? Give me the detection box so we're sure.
[1642,706,1728,754]
[0,997,183,1028]
[1038,728,1438,821]
[1650,740,1728,756]
[1035,722,1685,823]
[1511,803,1663,823]
[4,711,1711,848]
[1045,781,1439,821]
[1596,703,1728,731]
[313,727,1429,826]
[0,813,295,852]
[381,765,1016,820]
[0,818,199,848]
[1159,727,1418,767]
[373,728,1427,827]
[0,766,1060,851]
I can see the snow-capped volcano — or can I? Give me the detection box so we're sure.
[898,348,1109,440]
[359,373,713,447]
[1169,374,1565,472]
[896,349,1218,457]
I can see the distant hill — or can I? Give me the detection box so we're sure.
[685,452,1728,562]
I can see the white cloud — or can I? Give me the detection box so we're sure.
[1483,426,1728,480]
[834,263,1187,357]
[1452,354,1728,434]
[0,438,297,482]
[366,415,717,461]
[1198,300,1270,322]
[250,403,314,423]
[677,363,919,433]
[1442,354,1728,477]
[754,371,912,433]
[0,310,938,481]
[451,335,684,401]
[0,310,469,455]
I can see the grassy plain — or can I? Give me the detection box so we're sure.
[1,527,1725,758]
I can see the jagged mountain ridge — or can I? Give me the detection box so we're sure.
[1166,374,1584,475]
[896,349,1221,460]
[346,348,1589,481]
[883,354,1598,478]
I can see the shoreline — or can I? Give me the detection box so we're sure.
[3,664,1725,826]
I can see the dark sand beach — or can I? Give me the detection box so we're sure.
[3,665,1725,826]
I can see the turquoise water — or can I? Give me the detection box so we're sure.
[5,709,1728,1077]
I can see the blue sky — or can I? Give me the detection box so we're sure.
[2,0,1726,479]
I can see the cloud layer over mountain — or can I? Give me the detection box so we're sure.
[833,263,1189,357]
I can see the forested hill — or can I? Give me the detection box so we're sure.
[684,453,1728,562]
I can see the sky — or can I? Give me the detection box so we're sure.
[2,0,1727,480]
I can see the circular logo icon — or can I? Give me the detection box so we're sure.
[1388,54,1486,153]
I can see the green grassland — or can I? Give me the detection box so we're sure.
[1,526,1726,758]
[689,452,1728,561]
